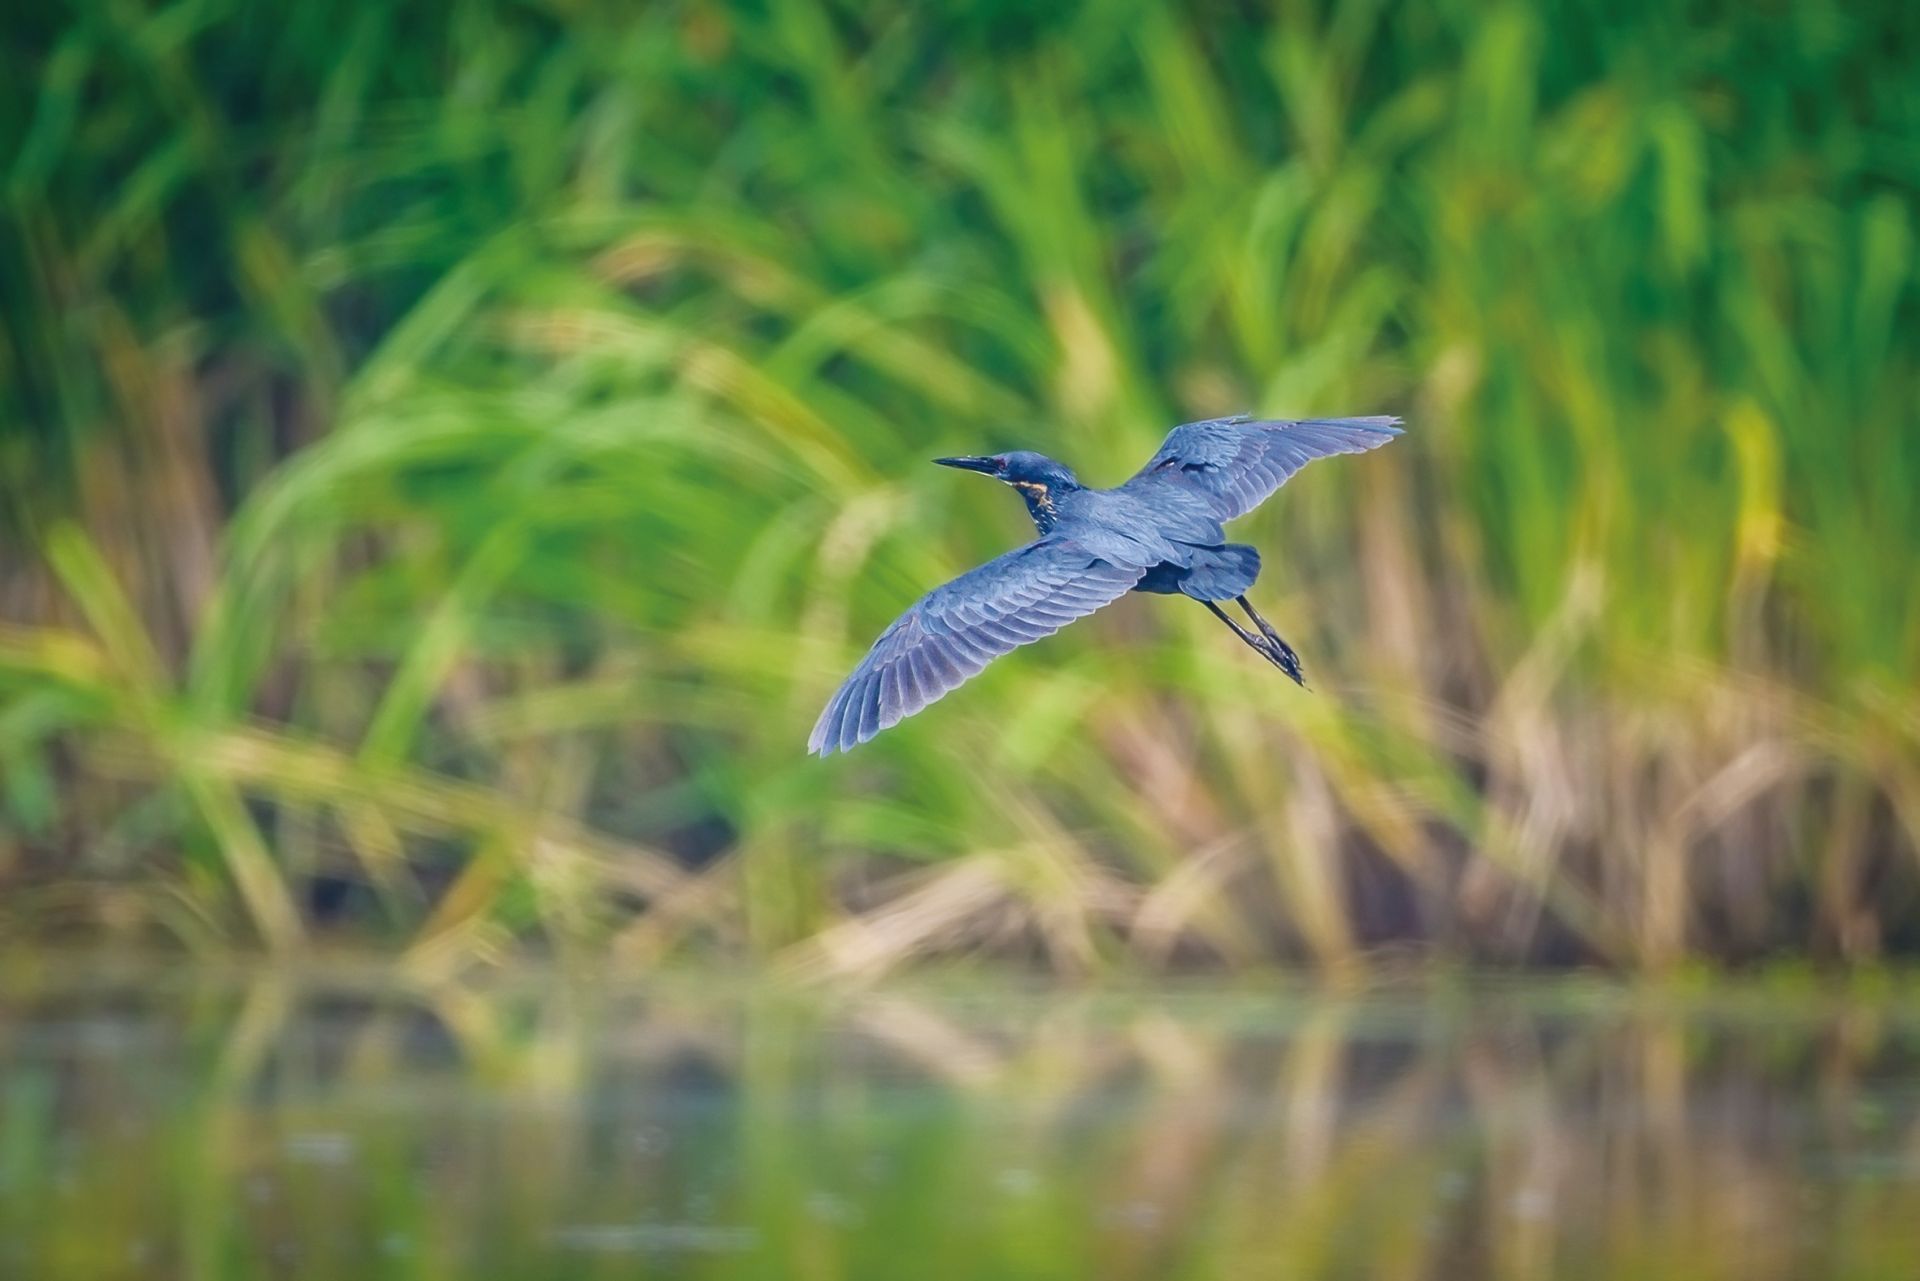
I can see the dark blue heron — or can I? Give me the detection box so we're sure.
[809,415,1403,755]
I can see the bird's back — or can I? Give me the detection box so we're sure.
[1051,481,1226,569]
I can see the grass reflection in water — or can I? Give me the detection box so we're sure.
[2,970,1917,1280]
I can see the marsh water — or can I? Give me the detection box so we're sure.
[2,969,1917,1280]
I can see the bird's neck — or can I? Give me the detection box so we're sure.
[1010,480,1073,534]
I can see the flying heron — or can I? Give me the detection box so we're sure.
[809,414,1403,755]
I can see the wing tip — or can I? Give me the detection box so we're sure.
[1233,413,1404,438]
[807,687,852,756]
[1315,413,1403,435]
[808,720,865,757]
[1300,414,1404,452]
[808,671,895,757]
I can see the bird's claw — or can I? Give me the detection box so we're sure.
[1255,635,1307,687]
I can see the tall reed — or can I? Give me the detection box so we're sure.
[2,0,1916,970]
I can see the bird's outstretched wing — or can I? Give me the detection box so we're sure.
[1126,415,1403,521]
[809,539,1145,755]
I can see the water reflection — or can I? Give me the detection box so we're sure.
[2,972,1917,1278]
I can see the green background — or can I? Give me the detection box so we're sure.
[2,0,1917,973]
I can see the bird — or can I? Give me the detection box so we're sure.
[808,414,1403,755]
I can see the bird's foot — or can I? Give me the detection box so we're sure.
[1202,599,1308,688]
[1254,634,1307,687]
[1235,597,1307,687]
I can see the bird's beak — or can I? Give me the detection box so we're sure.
[933,455,999,475]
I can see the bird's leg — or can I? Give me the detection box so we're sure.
[1234,596,1307,688]
[1201,600,1305,686]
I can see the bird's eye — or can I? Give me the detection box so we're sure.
[994,458,1008,474]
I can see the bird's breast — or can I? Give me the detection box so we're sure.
[1010,481,1061,534]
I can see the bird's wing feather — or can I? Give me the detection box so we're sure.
[1125,415,1403,521]
[809,539,1145,755]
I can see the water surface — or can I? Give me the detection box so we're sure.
[2,969,1917,1278]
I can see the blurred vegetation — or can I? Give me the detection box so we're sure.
[1,0,1917,972]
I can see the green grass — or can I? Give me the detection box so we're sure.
[2,0,1917,971]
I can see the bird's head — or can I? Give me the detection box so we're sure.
[933,450,1079,495]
